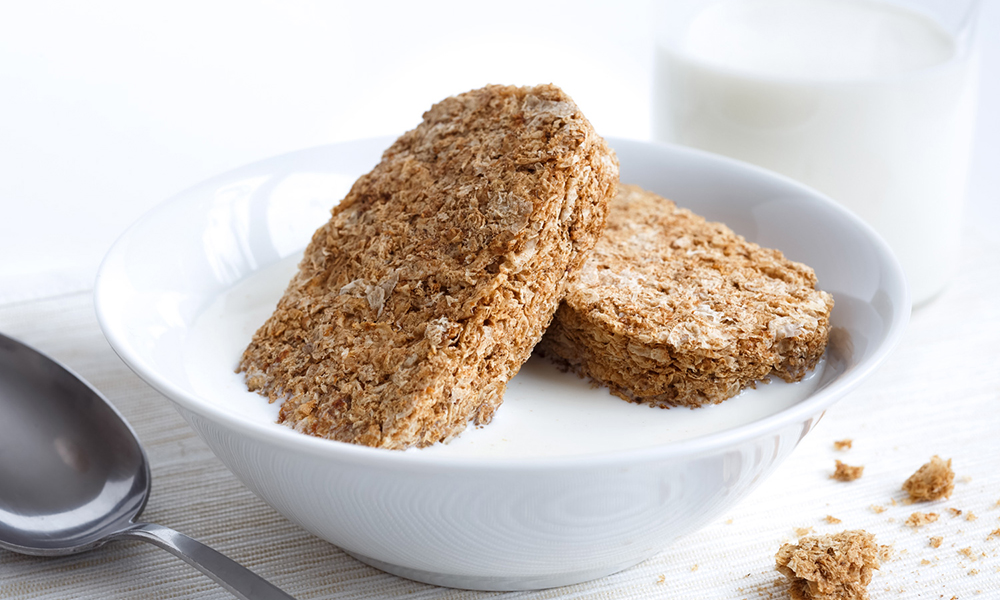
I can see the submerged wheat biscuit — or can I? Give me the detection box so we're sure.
[239,84,618,449]
[537,184,834,408]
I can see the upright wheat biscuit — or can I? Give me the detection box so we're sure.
[238,84,618,449]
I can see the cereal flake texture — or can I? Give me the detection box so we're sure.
[775,530,890,600]
[903,455,955,501]
[905,512,939,528]
[537,184,834,407]
[834,439,853,451]
[831,460,864,482]
[238,84,618,449]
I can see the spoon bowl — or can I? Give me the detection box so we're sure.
[0,332,294,600]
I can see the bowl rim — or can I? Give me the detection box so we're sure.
[95,136,911,472]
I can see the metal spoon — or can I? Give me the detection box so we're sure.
[0,332,296,600]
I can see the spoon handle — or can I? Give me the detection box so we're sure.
[117,522,297,600]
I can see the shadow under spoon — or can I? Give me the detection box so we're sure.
[0,332,296,600]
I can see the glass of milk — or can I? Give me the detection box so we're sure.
[654,0,981,306]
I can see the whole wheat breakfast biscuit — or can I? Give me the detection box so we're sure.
[238,84,618,449]
[537,184,833,408]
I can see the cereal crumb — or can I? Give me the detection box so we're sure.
[832,460,864,482]
[834,439,853,451]
[966,511,978,522]
[905,512,939,528]
[775,530,890,600]
[929,536,943,548]
[960,475,973,483]
[903,456,954,501]
[890,498,898,506]
[825,515,843,525]
[969,569,979,575]
[691,564,699,572]
[959,547,978,561]
[726,518,734,524]
[948,508,963,517]
[870,505,887,514]
[920,558,932,565]
[656,574,665,584]
[987,528,1000,540]
[796,527,816,537]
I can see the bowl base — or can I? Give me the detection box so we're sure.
[343,549,650,591]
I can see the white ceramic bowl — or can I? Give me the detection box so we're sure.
[95,137,909,591]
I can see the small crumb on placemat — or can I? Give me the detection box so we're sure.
[834,439,853,451]
[832,460,864,482]
[906,512,939,528]
[929,536,943,548]
[903,456,954,501]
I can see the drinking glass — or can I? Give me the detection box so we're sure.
[654,0,981,306]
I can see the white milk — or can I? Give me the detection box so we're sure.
[655,0,978,305]
[184,254,828,459]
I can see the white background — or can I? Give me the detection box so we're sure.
[0,0,997,302]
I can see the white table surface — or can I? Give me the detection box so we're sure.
[2,2,999,598]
